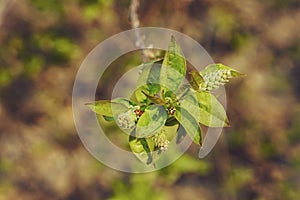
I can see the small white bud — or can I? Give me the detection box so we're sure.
[227,70,231,76]
[116,110,136,130]
[151,130,169,151]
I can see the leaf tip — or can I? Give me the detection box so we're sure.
[170,35,176,42]
[85,102,94,109]
[224,119,230,127]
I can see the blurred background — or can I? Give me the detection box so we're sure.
[1,0,300,199]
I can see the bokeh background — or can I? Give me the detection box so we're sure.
[1,0,300,199]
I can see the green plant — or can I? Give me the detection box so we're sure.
[86,36,243,165]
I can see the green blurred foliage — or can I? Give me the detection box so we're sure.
[0,0,300,200]
[110,173,167,200]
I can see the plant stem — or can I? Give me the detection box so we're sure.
[129,0,148,63]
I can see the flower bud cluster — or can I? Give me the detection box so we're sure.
[151,130,169,151]
[201,69,232,91]
[116,106,141,130]
[165,96,179,115]
[116,110,136,129]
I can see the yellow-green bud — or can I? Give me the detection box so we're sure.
[151,130,169,151]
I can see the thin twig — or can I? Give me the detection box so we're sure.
[129,0,148,62]
[129,0,140,29]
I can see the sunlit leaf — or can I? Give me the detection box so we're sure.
[132,87,148,104]
[176,125,187,144]
[179,89,201,121]
[160,36,186,93]
[134,59,163,103]
[85,98,132,117]
[103,116,114,121]
[111,97,134,107]
[85,100,115,117]
[195,91,230,127]
[189,70,204,90]
[136,105,168,138]
[141,91,166,106]
[174,107,202,145]
[129,135,152,164]
[175,84,191,99]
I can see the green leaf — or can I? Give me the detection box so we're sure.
[175,84,191,99]
[132,87,148,104]
[129,135,152,164]
[165,116,179,126]
[137,59,163,86]
[136,105,168,138]
[195,91,229,127]
[85,98,132,117]
[144,60,163,92]
[189,70,204,90]
[160,36,186,93]
[180,91,201,124]
[176,125,187,144]
[178,89,229,127]
[111,98,135,117]
[174,107,202,145]
[164,90,176,99]
[85,100,114,117]
[141,91,166,106]
[103,116,114,121]
[200,63,243,77]
[111,97,134,107]
[134,59,163,103]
